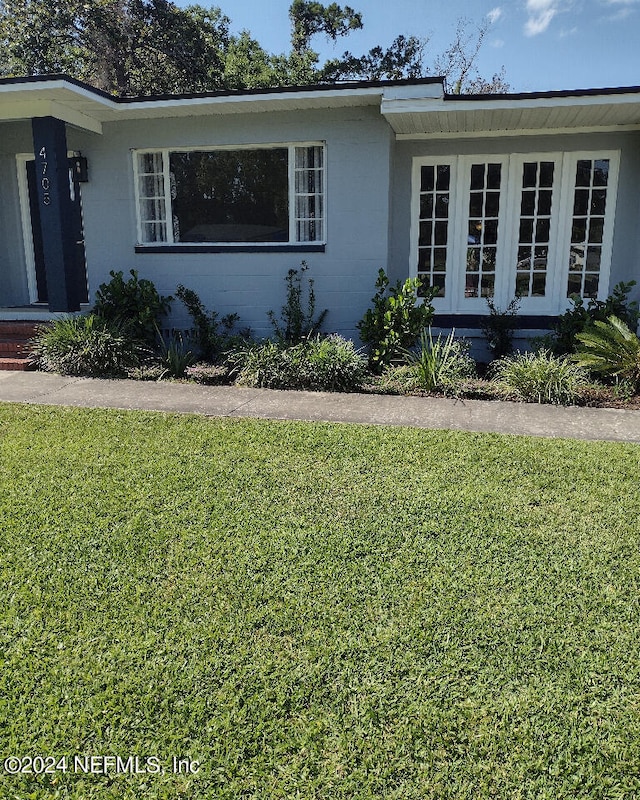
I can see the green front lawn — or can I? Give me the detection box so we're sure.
[1,404,639,799]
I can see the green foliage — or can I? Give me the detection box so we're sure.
[0,0,232,95]
[233,334,366,391]
[156,329,196,379]
[547,280,639,355]
[175,283,241,360]
[93,269,172,346]
[491,349,590,405]
[481,296,520,359]
[402,327,476,392]
[289,0,362,54]
[30,314,144,377]
[573,315,640,392]
[2,405,640,799]
[1,0,507,95]
[268,262,328,345]
[358,268,436,372]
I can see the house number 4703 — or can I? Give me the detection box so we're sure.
[38,146,51,206]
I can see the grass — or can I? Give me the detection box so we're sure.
[1,404,640,799]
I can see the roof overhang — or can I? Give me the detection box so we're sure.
[382,87,640,139]
[0,75,444,134]
[2,76,639,140]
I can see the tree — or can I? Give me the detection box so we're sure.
[430,17,510,94]
[0,0,231,95]
[0,0,509,95]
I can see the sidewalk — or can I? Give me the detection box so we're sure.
[0,370,639,443]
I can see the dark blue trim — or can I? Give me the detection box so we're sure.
[31,117,82,312]
[433,314,556,329]
[135,243,326,254]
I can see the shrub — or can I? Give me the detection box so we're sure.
[573,315,640,392]
[31,314,144,377]
[547,281,639,355]
[175,284,241,360]
[233,335,367,392]
[358,269,436,372]
[491,349,589,405]
[156,329,195,379]
[481,296,520,359]
[93,269,172,346]
[402,328,476,393]
[268,262,328,345]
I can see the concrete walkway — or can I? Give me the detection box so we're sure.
[0,369,639,443]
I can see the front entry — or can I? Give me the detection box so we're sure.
[25,157,88,305]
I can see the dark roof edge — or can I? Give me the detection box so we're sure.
[445,85,640,102]
[0,73,444,103]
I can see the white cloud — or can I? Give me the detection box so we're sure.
[601,0,639,21]
[490,37,506,47]
[524,0,562,36]
[487,7,503,23]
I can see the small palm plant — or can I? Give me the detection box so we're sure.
[573,315,640,392]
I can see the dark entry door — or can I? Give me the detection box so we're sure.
[26,159,89,304]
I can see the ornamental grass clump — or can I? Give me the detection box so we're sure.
[573,315,640,392]
[233,335,366,392]
[402,327,476,393]
[491,349,589,405]
[31,314,144,377]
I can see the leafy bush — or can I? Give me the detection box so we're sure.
[358,269,436,372]
[573,315,640,392]
[93,269,172,346]
[546,281,639,355]
[491,349,589,405]
[233,335,367,392]
[31,314,144,377]
[268,262,328,345]
[481,296,520,359]
[402,328,476,392]
[175,284,241,360]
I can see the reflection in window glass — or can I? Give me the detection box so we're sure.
[417,164,451,297]
[465,162,501,298]
[136,146,324,244]
[566,159,609,298]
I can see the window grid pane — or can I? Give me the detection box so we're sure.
[515,161,555,297]
[137,152,168,243]
[417,164,450,297]
[294,146,324,242]
[566,159,610,298]
[465,162,501,298]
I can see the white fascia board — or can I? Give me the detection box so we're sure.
[382,90,640,117]
[381,83,444,101]
[117,85,385,116]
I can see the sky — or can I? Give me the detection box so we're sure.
[177,0,640,92]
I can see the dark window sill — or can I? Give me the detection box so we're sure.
[135,243,326,254]
[433,313,557,329]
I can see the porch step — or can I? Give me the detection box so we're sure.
[0,357,36,371]
[0,321,44,371]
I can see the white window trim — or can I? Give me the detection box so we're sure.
[410,150,621,316]
[133,141,326,247]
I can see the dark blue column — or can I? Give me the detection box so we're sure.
[31,116,81,312]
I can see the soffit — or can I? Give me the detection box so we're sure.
[382,91,640,137]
